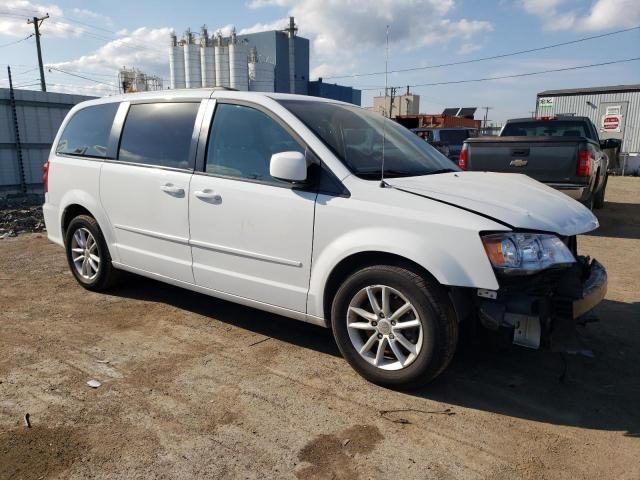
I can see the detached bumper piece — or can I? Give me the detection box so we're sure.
[477,257,607,352]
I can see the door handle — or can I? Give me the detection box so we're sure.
[194,190,222,203]
[160,183,185,196]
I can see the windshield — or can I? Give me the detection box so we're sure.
[502,121,589,138]
[279,100,458,179]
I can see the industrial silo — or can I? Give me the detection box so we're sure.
[200,26,216,88]
[248,47,275,93]
[229,29,249,91]
[169,31,186,89]
[184,29,202,89]
[214,32,230,88]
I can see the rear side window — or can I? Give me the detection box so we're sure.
[205,103,304,182]
[118,102,200,169]
[56,103,118,158]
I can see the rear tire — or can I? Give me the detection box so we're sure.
[64,215,119,291]
[331,265,458,389]
[594,174,607,209]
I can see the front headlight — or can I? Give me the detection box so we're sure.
[481,233,575,275]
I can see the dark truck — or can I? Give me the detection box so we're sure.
[459,116,621,209]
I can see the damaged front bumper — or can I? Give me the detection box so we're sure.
[476,257,607,351]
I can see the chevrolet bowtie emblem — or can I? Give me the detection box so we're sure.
[510,159,528,167]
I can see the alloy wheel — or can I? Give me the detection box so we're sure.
[70,227,100,281]
[346,284,423,370]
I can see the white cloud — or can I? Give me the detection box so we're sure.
[247,0,492,79]
[519,0,640,31]
[458,42,482,55]
[239,18,288,35]
[574,0,640,30]
[70,7,114,27]
[520,0,565,15]
[47,26,172,91]
[0,1,83,37]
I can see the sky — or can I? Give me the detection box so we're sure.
[1,0,639,122]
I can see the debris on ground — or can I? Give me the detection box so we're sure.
[86,380,101,388]
[0,195,45,238]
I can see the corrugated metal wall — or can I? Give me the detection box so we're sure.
[0,88,94,193]
[535,90,640,154]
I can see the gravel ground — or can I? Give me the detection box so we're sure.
[1,177,639,479]
[0,195,45,238]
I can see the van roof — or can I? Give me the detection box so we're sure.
[76,89,350,107]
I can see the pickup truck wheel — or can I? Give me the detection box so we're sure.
[594,174,608,209]
[331,265,458,389]
[65,215,118,291]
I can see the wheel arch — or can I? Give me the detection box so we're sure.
[61,204,95,236]
[321,251,442,322]
[58,192,118,262]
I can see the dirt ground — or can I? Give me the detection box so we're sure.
[1,177,639,480]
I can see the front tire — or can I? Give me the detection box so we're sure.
[331,265,458,389]
[65,215,118,291]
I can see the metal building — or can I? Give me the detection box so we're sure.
[370,93,420,117]
[308,79,361,106]
[1,88,94,194]
[237,27,309,94]
[536,84,640,174]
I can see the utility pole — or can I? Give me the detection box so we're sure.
[27,13,49,92]
[389,87,397,118]
[481,106,492,133]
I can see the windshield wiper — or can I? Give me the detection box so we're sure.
[423,168,456,175]
[357,168,455,179]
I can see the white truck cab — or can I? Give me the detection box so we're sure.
[43,89,607,388]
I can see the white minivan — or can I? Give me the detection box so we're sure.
[43,89,607,388]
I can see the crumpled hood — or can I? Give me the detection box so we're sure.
[388,171,599,236]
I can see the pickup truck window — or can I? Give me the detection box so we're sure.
[502,121,590,139]
[280,100,457,179]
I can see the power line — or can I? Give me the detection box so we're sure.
[47,66,117,88]
[360,57,640,91]
[11,81,41,88]
[0,34,34,48]
[322,25,640,80]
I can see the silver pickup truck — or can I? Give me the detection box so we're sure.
[460,116,621,209]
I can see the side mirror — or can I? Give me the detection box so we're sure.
[270,151,307,183]
[601,138,622,149]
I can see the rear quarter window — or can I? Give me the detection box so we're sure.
[56,103,119,158]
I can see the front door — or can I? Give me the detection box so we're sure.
[189,101,316,313]
[100,101,202,283]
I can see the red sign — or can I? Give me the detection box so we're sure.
[603,116,620,130]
